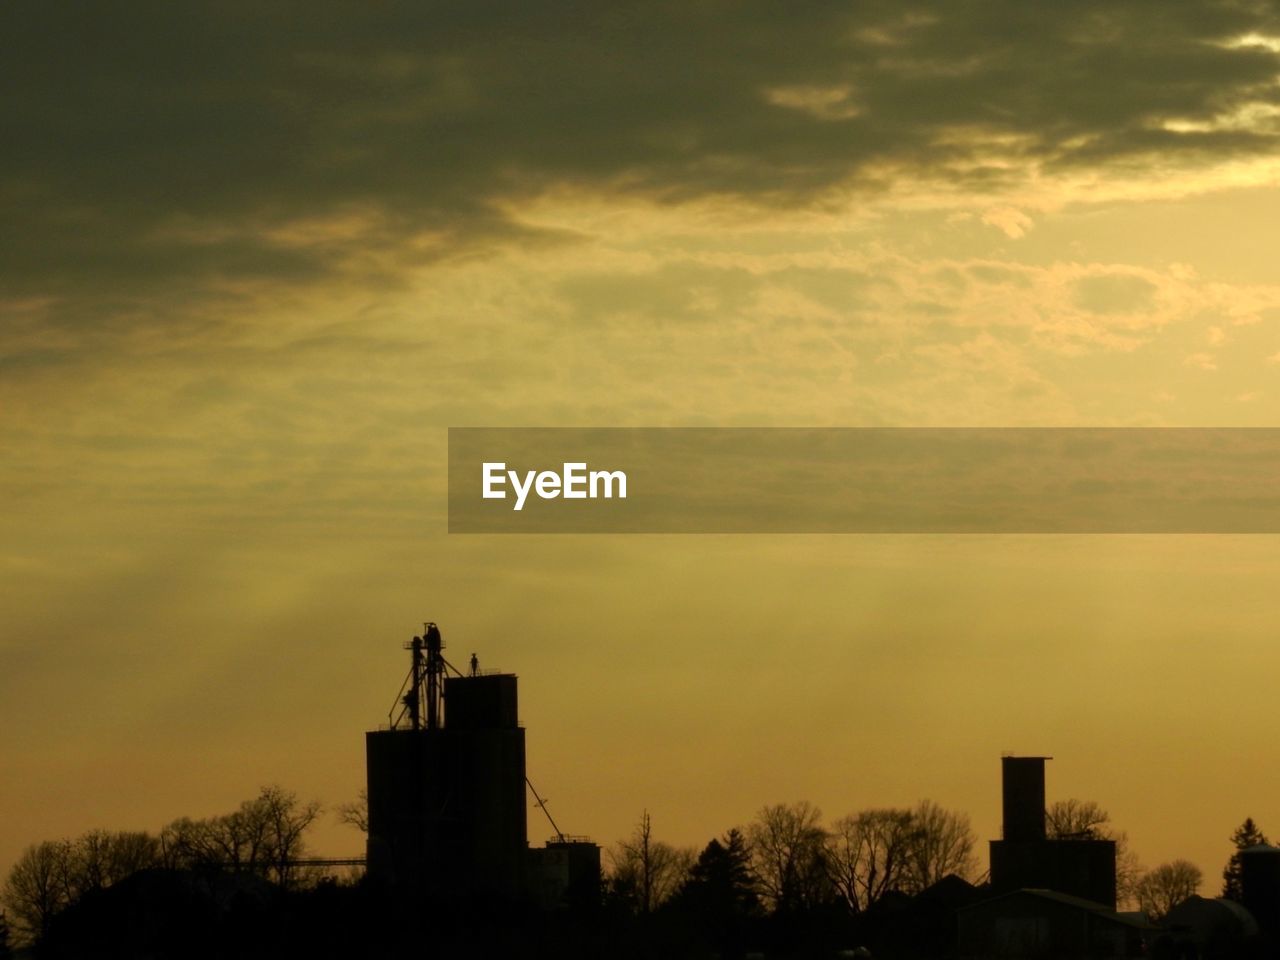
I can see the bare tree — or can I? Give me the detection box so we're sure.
[158,817,215,870]
[258,785,322,890]
[826,808,917,912]
[159,785,322,889]
[2,831,163,946]
[4,788,317,945]
[1136,860,1202,920]
[609,811,694,914]
[748,801,831,913]
[70,830,160,894]
[337,789,369,834]
[1,841,67,943]
[161,808,268,874]
[906,799,978,890]
[1046,798,1142,907]
[1046,799,1111,838]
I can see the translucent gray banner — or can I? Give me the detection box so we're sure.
[448,428,1280,533]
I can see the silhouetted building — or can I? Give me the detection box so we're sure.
[988,755,1118,909]
[1003,756,1048,842]
[957,889,1152,959]
[365,626,527,899]
[526,839,602,911]
[1159,895,1258,958]
[1239,844,1280,944]
[896,875,984,956]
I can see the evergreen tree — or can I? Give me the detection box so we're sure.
[680,829,759,917]
[1222,818,1268,900]
[673,829,761,956]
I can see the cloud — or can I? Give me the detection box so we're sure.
[1185,351,1219,370]
[763,84,861,121]
[4,1,1280,322]
[982,206,1034,238]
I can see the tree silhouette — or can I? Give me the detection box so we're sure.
[3,841,70,942]
[608,811,693,915]
[672,829,761,955]
[72,830,161,894]
[159,784,321,891]
[747,802,831,914]
[3,786,322,948]
[337,789,369,834]
[1222,817,1267,901]
[1046,798,1141,907]
[677,830,760,918]
[905,799,978,890]
[259,785,322,891]
[826,808,916,912]
[823,800,977,914]
[1,832,164,945]
[1046,799,1110,837]
[1136,860,1202,920]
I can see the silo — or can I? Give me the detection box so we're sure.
[365,629,527,900]
[1002,755,1048,842]
[1240,844,1280,941]
[988,754,1116,908]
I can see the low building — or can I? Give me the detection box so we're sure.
[526,839,602,910]
[957,888,1153,959]
[1159,895,1258,958]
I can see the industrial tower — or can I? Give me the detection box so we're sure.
[989,756,1117,908]
[364,623,527,899]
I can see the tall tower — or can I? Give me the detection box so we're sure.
[364,624,527,899]
[1001,755,1047,842]
[988,754,1116,908]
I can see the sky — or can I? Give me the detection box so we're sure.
[5,1,1280,892]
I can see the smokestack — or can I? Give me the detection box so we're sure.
[1002,756,1047,842]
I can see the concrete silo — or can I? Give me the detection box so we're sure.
[365,624,527,900]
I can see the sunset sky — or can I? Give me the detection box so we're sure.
[6,2,1280,891]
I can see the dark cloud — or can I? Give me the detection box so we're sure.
[4,1,1280,311]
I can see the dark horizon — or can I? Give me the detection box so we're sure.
[7,2,1280,948]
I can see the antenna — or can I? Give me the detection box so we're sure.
[388,621,463,730]
[424,622,443,731]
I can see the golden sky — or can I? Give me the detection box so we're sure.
[6,2,1280,888]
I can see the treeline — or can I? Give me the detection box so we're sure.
[594,799,981,957]
[0,787,1263,958]
[607,799,977,919]
[1,785,320,945]
[600,797,1241,944]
